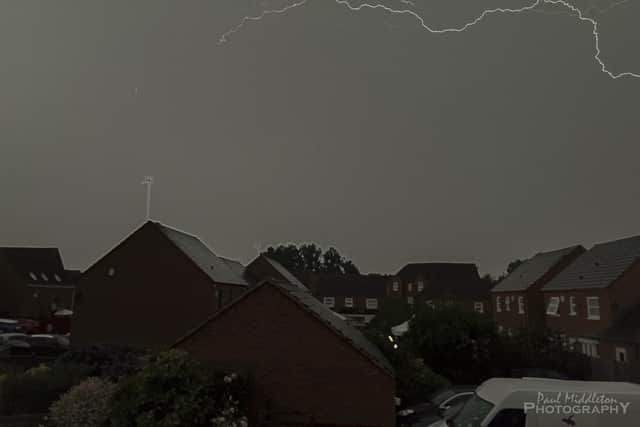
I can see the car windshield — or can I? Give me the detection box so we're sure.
[431,389,456,406]
[449,394,494,427]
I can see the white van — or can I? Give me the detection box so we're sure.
[428,377,640,426]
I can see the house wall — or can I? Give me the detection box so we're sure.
[177,284,396,427]
[608,261,640,322]
[492,291,528,332]
[543,289,611,338]
[71,223,244,350]
[0,258,74,321]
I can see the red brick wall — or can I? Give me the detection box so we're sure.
[608,261,640,322]
[543,289,611,338]
[71,223,245,350]
[492,291,528,332]
[177,284,396,427]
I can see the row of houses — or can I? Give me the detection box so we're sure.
[491,235,640,381]
[1,221,396,427]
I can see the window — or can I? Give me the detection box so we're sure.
[417,281,424,292]
[323,297,335,308]
[407,296,414,305]
[40,273,49,281]
[365,298,378,310]
[496,296,502,312]
[518,296,525,314]
[450,394,495,427]
[106,267,116,277]
[587,297,600,320]
[426,300,435,308]
[54,273,61,282]
[488,409,526,427]
[504,296,511,312]
[498,325,504,334]
[407,283,413,292]
[474,302,484,313]
[569,296,577,316]
[546,297,560,316]
[29,272,37,281]
[578,338,599,358]
[507,328,513,337]
[617,347,628,363]
[344,297,353,308]
[392,281,399,292]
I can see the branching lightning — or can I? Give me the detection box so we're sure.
[220,0,640,80]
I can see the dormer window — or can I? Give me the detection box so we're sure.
[29,272,37,281]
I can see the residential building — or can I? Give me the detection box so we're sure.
[305,273,389,327]
[388,263,492,313]
[244,255,309,291]
[71,221,250,350]
[173,279,395,427]
[0,247,79,326]
[491,245,585,333]
[541,235,640,380]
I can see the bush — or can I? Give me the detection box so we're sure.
[49,377,116,427]
[0,363,91,415]
[109,350,251,427]
[55,345,146,380]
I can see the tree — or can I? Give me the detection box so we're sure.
[507,259,524,274]
[262,243,359,275]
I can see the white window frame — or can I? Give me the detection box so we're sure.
[407,296,414,305]
[417,281,424,292]
[323,297,335,308]
[505,296,511,312]
[392,281,399,292]
[616,347,628,363]
[578,338,599,358]
[518,296,525,314]
[474,302,484,313]
[569,296,577,316]
[546,297,560,316]
[495,296,502,313]
[344,297,354,308]
[365,298,378,310]
[587,297,600,320]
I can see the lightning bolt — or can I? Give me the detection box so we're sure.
[220,0,640,79]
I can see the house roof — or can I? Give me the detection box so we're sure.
[174,279,394,377]
[261,256,309,290]
[396,263,489,301]
[154,222,249,287]
[542,235,640,291]
[491,246,583,292]
[0,247,77,286]
[312,273,389,298]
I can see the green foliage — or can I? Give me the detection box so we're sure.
[366,298,412,332]
[0,363,91,415]
[55,344,146,380]
[407,302,501,384]
[108,350,251,427]
[263,243,359,274]
[49,377,117,427]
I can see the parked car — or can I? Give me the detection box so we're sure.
[429,386,475,416]
[26,335,68,356]
[0,333,32,356]
[397,387,475,427]
[0,318,22,333]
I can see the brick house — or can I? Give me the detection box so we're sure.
[541,235,640,380]
[244,255,310,291]
[0,247,79,326]
[173,279,395,427]
[491,245,585,335]
[71,221,250,350]
[387,263,492,314]
[303,273,390,327]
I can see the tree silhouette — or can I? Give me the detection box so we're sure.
[262,243,359,275]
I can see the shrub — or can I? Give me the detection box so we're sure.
[0,363,91,415]
[49,377,116,427]
[55,345,146,380]
[109,350,251,427]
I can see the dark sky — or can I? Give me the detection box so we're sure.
[1,0,639,276]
